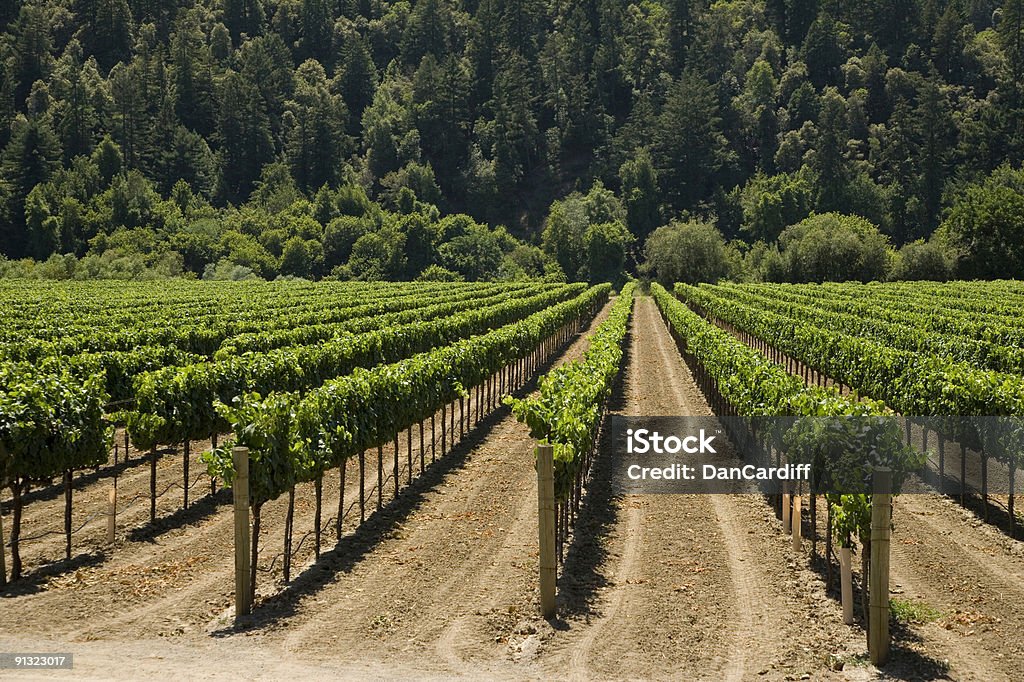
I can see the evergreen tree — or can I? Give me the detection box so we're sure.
[1,115,62,257]
[236,35,295,141]
[299,0,333,66]
[401,0,452,66]
[809,87,850,213]
[666,0,695,73]
[489,50,540,190]
[76,0,134,71]
[412,54,469,189]
[801,12,844,89]
[914,74,954,233]
[50,42,99,162]
[108,61,150,170]
[284,60,349,192]
[171,13,217,136]
[337,35,377,136]
[223,0,265,46]
[9,4,52,106]
[216,71,274,203]
[652,71,731,211]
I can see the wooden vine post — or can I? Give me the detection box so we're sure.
[782,481,791,533]
[869,468,892,666]
[63,470,73,561]
[107,484,117,544]
[150,449,158,523]
[839,545,854,625]
[791,484,802,552]
[0,498,6,587]
[233,446,252,620]
[183,439,190,510]
[537,444,556,620]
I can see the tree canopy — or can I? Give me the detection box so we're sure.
[1,0,1023,282]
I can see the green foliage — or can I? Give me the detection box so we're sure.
[438,224,503,281]
[776,213,892,283]
[542,182,628,282]
[892,239,953,281]
[619,148,661,244]
[585,221,634,285]
[941,164,1024,279]
[653,282,917,545]
[1,115,62,257]
[740,172,813,243]
[890,598,941,625]
[0,364,111,480]
[416,264,463,282]
[652,71,733,212]
[643,221,734,286]
[346,229,407,281]
[0,0,1022,283]
[209,284,610,506]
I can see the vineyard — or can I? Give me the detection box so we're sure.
[2,280,1024,680]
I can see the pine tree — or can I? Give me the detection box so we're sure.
[467,0,501,108]
[785,0,818,46]
[1001,0,1024,162]
[9,4,52,107]
[412,54,470,189]
[801,12,844,89]
[128,0,180,35]
[0,58,13,149]
[666,0,694,73]
[223,0,265,46]
[620,147,661,243]
[237,35,295,142]
[216,71,274,204]
[171,13,217,136]
[337,35,376,135]
[108,61,148,170]
[652,71,731,211]
[489,50,539,189]
[299,0,333,66]
[401,0,451,66]
[284,60,349,192]
[915,75,954,233]
[932,2,966,81]
[76,0,134,72]
[810,87,850,213]
[51,43,100,162]
[0,115,62,257]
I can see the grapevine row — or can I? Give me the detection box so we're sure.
[126,284,586,449]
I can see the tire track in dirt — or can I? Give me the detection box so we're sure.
[883,494,1024,681]
[542,296,852,681]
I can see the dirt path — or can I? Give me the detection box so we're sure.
[537,296,856,680]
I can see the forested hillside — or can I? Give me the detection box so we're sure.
[1,0,1023,281]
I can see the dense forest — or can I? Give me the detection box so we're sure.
[1,0,1024,282]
